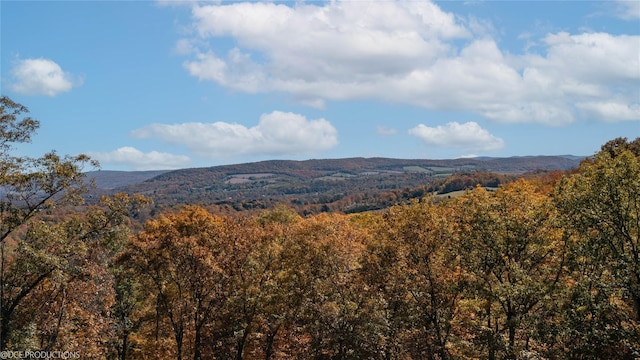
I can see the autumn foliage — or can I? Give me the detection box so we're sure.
[1,98,639,358]
[113,137,639,359]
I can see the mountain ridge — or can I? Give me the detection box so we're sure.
[85,155,585,215]
[86,154,584,189]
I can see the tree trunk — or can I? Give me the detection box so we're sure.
[506,307,516,360]
[174,328,183,360]
[0,310,10,351]
[120,332,129,360]
[264,324,280,360]
[632,271,640,321]
[236,326,250,360]
[44,287,66,351]
[507,323,516,360]
[0,243,5,351]
[176,337,183,360]
[194,318,202,360]
[487,306,495,360]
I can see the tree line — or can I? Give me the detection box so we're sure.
[1,96,638,358]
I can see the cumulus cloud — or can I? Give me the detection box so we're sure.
[178,0,639,125]
[132,111,338,159]
[184,1,466,94]
[9,58,82,96]
[408,122,504,152]
[90,147,191,171]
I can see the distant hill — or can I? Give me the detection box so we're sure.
[85,170,170,189]
[87,155,583,215]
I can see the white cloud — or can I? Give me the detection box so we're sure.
[408,122,504,152]
[9,58,82,96]
[183,0,468,96]
[184,51,228,83]
[508,32,640,124]
[183,49,265,93]
[90,147,191,171]
[132,111,338,159]
[178,1,640,125]
[576,101,640,122]
[613,0,640,20]
[538,32,639,83]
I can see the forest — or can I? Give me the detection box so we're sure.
[1,96,639,359]
[97,153,580,217]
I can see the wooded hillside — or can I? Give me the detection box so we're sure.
[87,155,581,217]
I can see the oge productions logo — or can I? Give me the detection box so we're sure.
[0,351,80,359]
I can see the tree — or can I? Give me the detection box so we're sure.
[1,97,97,245]
[368,198,466,359]
[0,96,38,154]
[123,206,243,360]
[454,181,566,359]
[10,193,147,355]
[0,96,98,349]
[552,137,640,357]
[1,97,149,354]
[292,213,379,359]
[231,206,304,359]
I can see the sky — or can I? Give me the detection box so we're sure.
[1,0,639,171]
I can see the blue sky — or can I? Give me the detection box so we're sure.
[2,0,639,171]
